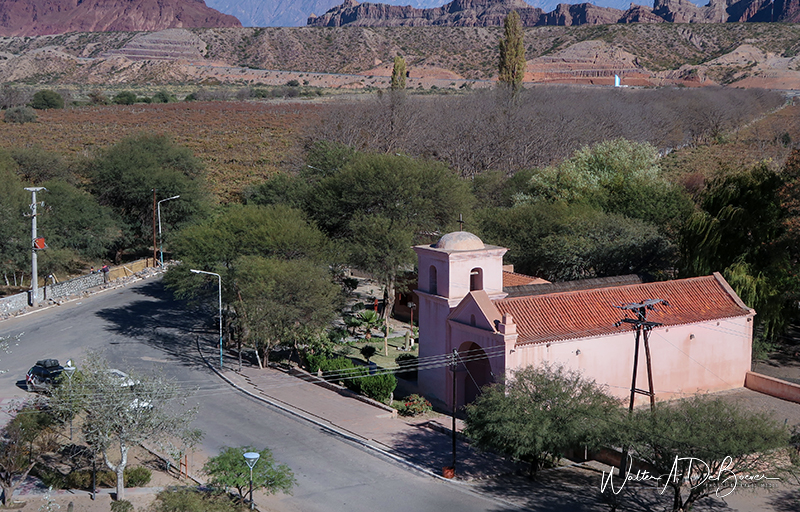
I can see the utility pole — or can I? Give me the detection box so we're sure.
[450,349,458,477]
[615,298,668,411]
[24,187,46,307]
[614,298,668,475]
[152,188,157,267]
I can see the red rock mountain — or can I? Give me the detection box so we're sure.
[307,0,800,26]
[0,0,241,37]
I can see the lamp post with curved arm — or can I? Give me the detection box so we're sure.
[190,269,223,370]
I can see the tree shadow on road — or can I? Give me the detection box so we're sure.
[93,280,211,368]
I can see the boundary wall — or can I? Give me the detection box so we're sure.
[0,258,155,318]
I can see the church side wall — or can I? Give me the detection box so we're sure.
[416,291,455,406]
[507,315,753,404]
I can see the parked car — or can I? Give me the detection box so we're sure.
[25,359,74,393]
[105,368,137,388]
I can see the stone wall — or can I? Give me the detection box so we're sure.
[0,258,155,319]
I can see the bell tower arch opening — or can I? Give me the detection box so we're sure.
[470,267,483,291]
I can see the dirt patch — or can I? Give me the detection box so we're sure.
[17,445,196,512]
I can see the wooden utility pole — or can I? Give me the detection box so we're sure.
[614,298,668,475]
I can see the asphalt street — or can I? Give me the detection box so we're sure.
[0,277,510,512]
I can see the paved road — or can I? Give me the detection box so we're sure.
[0,277,508,512]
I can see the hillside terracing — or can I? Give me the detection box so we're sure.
[102,30,207,62]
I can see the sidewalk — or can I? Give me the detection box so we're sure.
[198,340,521,482]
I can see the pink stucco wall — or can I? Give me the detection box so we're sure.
[744,371,800,404]
[507,316,753,405]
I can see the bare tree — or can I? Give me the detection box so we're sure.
[48,354,198,501]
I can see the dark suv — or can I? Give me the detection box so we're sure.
[26,359,72,392]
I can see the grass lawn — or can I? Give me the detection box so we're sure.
[342,334,417,369]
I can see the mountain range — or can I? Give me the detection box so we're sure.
[0,0,241,37]
[213,0,703,26]
[308,0,800,27]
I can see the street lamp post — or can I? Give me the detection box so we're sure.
[243,451,260,510]
[190,269,223,370]
[157,195,180,267]
[24,187,46,307]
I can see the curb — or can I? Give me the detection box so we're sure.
[196,341,531,510]
[194,338,452,482]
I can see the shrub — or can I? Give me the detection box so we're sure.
[152,90,177,103]
[30,89,64,109]
[35,467,67,489]
[88,89,108,105]
[396,394,432,417]
[4,106,37,123]
[395,353,418,379]
[110,500,134,512]
[98,469,116,487]
[357,372,396,403]
[286,79,300,87]
[113,91,137,105]
[360,345,377,362]
[306,354,355,376]
[125,466,152,487]
[152,487,245,512]
[66,469,92,489]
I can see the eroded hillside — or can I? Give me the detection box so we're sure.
[2,24,800,87]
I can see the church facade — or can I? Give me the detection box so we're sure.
[414,231,755,409]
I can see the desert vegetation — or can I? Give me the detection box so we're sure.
[0,83,798,353]
[311,86,785,176]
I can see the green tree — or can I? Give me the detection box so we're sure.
[521,139,692,232]
[498,11,526,93]
[305,141,357,179]
[231,255,342,365]
[168,204,330,273]
[306,153,473,320]
[391,56,407,90]
[0,159,29,283]
[203,446,295,501]
[152,91,177,103]
[608,395,795,512]
[478,202,674,281]
[10,145,76,184]
[48,354,199,502]
[165,204,339,364]
[90,133,207,255]
[29,90,64,110]
[680,163,790,340]
[38,180,120,262]
[464,363,620,477]
[113,91,138,105]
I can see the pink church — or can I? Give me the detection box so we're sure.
[413,231,755,409]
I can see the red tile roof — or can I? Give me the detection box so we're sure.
[503,271,549,287]
[495,274,752,346]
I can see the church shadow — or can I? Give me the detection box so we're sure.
[93,280,209,368]
[384,421,743,512]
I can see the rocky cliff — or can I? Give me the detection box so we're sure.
[0,0,242,37]
[307,0,800,26]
